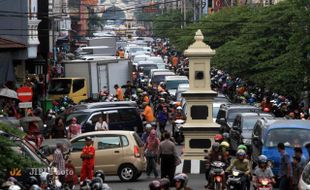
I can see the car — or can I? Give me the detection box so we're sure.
[137,61,158,77]
[216,104,262,133]
[150,69,170,80]
[164,75,189,99]
[132,54,150,67]
[229,112,274,152]
[175,83,189,102]
[299,161,310,189]
[212,94,231,122]
[65,106,143,135]
[147,56,164,65]
[150,71,175,85]
[252,120,310,176]
[70,130,146,182]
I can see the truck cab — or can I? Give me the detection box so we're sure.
[48,77,87,104]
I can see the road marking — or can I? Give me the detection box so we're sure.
[191,160,200,174]
[175,159,184,174]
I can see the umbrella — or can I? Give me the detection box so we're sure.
[0,88,18,99]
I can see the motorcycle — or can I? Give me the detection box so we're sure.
[173,119,184,145]
[254,177,273,190]
[226,169,244,190]
[210,161,226,190]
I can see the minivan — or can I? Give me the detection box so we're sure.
[151,71,175,85]
[165,75,189,98]
[252,120,310,176]
[70,131,146,182]
[65,106,143,135]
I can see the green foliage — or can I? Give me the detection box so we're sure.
[154,0,308,98]
[0,123,43,183]
[153,11,183,39]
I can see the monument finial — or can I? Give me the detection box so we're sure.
[194,29,204,42]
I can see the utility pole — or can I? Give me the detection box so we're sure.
[183,0,186,27]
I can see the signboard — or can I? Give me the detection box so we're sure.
[19,102,32,109]
[17,87,33,102]
[143,2,160,13]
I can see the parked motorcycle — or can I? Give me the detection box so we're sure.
[173,119,184,145]
[254,177,273,190]
[226,169,244,190]
[209,161,226,190]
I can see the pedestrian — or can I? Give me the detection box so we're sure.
[53,143,66,184]
[294,146,307,168]
[95,116,109,131]
[67,117,81,139]
[142,124,153,144]
[156,104,168,134]
[158,131,177,183]
[292,156,302,190]
[144,129,160,178]
[50,117,66,139]
[141,102,155,123]
[114,84,124,101]
[277,142,291,190]
[80,137,95,183]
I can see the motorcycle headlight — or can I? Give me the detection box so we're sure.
[232,171,239,176]
[261,179,268,186]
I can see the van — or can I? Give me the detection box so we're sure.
[151,71,175,85]
[48,77,87,104]
[136,61,158,77]
[65,106,143,135]
[150,69,170,80]
[251,120,310,176]
[165,75,189,99]
[77,46,110,56]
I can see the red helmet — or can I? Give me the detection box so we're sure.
[263,107,270,112]
[214,134,224,142]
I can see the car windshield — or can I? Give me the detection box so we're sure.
[264,128,310,147]
[227,109,259,122]
[129,47,144,53]
[139,65,158,76]
[134,56,148,63]
[166,80,188,90]
[302,163,310,184]
[213,106,220,118]
[48,79,71,95]
[153,74,173,84]
[242,118,259,130]
[157,64,166,69]
[66,112,89,126]
[148,57,164,64]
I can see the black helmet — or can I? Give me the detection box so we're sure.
[159,178,170,190]
[149,180,161,190]
[94,170,105,182]
[28,176,38,186]
[222,132,230,139]
[91,182,102,190]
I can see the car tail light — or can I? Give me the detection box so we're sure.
[134,145,140,157]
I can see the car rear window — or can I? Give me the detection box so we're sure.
[133,133,144,147]
[227,108,260,122]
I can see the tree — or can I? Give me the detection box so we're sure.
[0,124,43,183]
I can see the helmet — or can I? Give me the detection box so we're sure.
[149,180,161,190]
[29,185,41,190]
[236,149,246,158]
[159,178,170,190]
[214,134,224,142]
[145,124,152,129]
[220,141,230,148]
[222,132,230,139]
[179,173,188,187]
[137,88,143,93]
[142,91,148,96]
[8,185,21,190]
[28,176,38,186]
[258,155,268,165]
[174,174,186,188]
[237,144,247,152]
[176,106,182,110]
[263,107,270,112]
[212,142,220,151]
[94,170,105,182]
[91,182,102,190]
[101,183,112,190]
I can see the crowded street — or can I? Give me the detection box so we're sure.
[0,0,309,190]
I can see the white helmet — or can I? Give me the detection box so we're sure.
[145,124,152,129]
[176,106,182,110]
[9,185,21,190]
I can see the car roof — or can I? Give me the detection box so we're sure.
[71,130,134,141]
[137,61,155,65]
[153,71,175,76]
[237,112,274,118]
[165,75,188,81]
[74,101,137,110]
[267,120,310,130]
[134,54,150,58]
[72,106,136,113]
[222,104,260,109]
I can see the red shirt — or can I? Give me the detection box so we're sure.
[81,145,95,165]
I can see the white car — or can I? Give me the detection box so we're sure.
[299,161,310,189]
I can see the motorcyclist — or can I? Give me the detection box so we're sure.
[220,141,231,164]
[214,134,224,143]
[225,149,251,190]
[159,178,170,190]
[205,142,227,189]
[252,155,275,188]
[149,180,161,190]
[172,106,186,135]
[174,173,192,190]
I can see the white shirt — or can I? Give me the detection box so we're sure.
[95,121,109,131]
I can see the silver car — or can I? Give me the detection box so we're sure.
[299,161,310,189]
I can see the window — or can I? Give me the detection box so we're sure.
[119,109,137,122]
[97,136,121,150]
[73,79,85,93]
[121,135,129,147]
[72,138,87,152]
[90,112,106,125]
[108,112,121,123]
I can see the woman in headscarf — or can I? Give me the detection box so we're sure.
[144,129,160,178]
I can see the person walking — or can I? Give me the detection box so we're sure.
[67,117,81,139]
[142,102,155,123]
[277,142,291,190]
[158,132,177,183]
[95,116,109,131]
[53,143,66,184]
[80,137,95,183]
[50,117,66,139]
[144,129,160,178]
